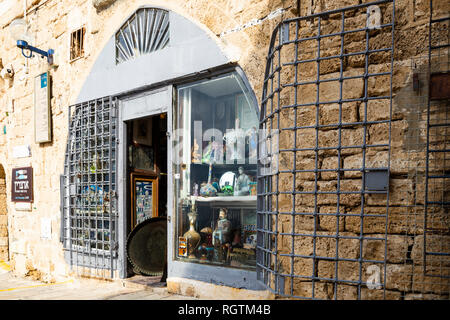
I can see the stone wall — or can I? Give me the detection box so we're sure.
[265,0,449,299]
[0,0,448,299]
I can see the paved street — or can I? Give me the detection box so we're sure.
[0,261,196,300]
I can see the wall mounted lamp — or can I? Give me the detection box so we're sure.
[9,18,54,64]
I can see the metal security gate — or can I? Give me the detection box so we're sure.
[61,96,119,279]
[257,0,395,299]
[423,0,450,278]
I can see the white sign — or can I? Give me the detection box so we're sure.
[34,72,51,143]
[12,145,31,158]
[41,218,52,239]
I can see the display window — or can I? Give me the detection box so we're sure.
[173,71,258,269]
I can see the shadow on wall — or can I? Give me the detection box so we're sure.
[0,164,8,262]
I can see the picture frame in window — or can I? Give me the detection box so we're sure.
[129,144,155,172]
[132,118,152,146]
[130,174,158,229]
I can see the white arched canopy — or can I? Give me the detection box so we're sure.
[76,6,230,103]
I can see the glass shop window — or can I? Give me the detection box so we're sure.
[173,71,259,270]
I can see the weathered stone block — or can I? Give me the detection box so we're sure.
[341,128,365,155]
[367,178,414,206]
[296,157,317,181]
[296,128,316,149]
[294,208,317,233]
[339,179,362,207]
[411,234,450,266]
[411,266,450,294]
[320,156,340,180]
[316,127,364,156]
[319,49,342,75]
[295,193,316,207]
[293,257,315,279]
[359,99,404,122]
[363,234,413,264]
[278,151,293,171]
[368,64,410,97]
[290,280,331,299]
[316,231,360,259]
[333,284,358,300]
[319,102,358,126]
[361,288,402,300]
[385,264,413,292]
[415,178,450,206]
[345,206,386,234]
[279,129,294,150]
[343,154,362,178]
[295,106,316,127]
[293,232,315,257]
[324,69,365,102]
[319,206,344,232]
[296,69,364,105]
[368,120,408,148]
[318,260,360,282]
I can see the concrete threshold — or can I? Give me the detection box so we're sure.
[118,275,168,294]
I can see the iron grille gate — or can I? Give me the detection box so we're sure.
[423,0,450,278]
[257,0,395,299]
[62,96,118,279]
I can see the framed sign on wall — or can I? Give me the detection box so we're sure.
[130,174,158,229]
[34,72,52,143]
[11,167,33,202]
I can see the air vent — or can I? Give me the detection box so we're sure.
[115,8,170,64]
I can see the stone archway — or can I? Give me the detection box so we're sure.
[0,165,8,262]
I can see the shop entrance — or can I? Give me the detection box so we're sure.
[117,86,172,280]
[125,113,168,277]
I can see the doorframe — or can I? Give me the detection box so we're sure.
[0,164,8,263]
[117,85,173,278]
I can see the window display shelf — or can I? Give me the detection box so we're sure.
[193,195,256,203]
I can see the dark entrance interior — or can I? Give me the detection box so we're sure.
[125,113,168,282]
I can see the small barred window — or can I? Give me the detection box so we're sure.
[70,27,85,61]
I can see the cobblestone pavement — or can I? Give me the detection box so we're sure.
[0,264,196,300]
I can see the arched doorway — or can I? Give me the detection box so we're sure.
[0,164,8,263]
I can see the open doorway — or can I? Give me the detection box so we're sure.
[125,113,168,282]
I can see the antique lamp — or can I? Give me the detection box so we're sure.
[9,18,54,64]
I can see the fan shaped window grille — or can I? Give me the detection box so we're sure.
[115,8,170,64]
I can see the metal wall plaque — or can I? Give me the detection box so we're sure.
[34,72,51,143]
[11,167,33,202]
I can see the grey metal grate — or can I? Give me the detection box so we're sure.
[257,0,395,299]
[423,0,450,279]
[62,96,118,278]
